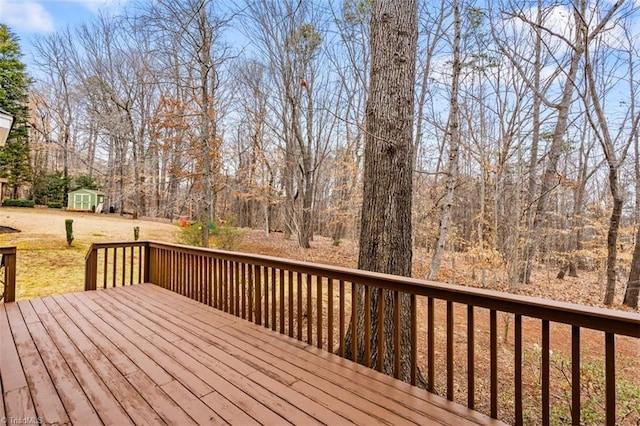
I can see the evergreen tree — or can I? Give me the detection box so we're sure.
[33,171,70,205]
[0,24,31,198]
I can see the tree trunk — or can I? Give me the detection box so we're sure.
[578,0,634,304]
[290,97,313,248]
[636,121,640,225]
[62,129,70,204]
[344,0,418,383]
[519,17,542,283]
[519,33,583,284]
[603,185,622,305]
[127,113,140,220]
[623,223,640,309]
[557,263,567,280]
[283,129,296,239]
[196,3,217,248]
[625,123,640,308]
[118,137,126,215]
[428,0,461,280]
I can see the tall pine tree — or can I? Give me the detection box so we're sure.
[0,24,31,198]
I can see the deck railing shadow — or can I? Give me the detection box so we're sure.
[85,241,640,425]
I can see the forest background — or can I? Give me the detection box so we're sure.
[0,0,639,309]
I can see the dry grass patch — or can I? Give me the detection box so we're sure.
[0,207,178,299]
[16,245,88,299]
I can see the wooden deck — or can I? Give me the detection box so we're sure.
[1,284,504,425]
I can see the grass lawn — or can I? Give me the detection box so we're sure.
[0,207,178,300]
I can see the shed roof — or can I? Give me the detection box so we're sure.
[68,188,104,196]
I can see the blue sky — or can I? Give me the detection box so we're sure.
[0,0,126,61]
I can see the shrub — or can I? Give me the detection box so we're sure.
[212,216,245,250]
[176,222,205,247]
[65,219,74,247]
[134,226,140,241]
[525,346,640,425]
[47,202,63,209]
[175,216,246,249]
[2,199,35,208]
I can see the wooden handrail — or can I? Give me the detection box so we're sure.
[84,241,148,290]
[85,240,640,425]
[139,241,639,337]
[0,246,17,303]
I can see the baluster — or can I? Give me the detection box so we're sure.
[339,280,345,357]
[317,275,322,349]
[410,294,417,386]
[377,289,384,372]
[542,319,549,425]
[263,266,269,326]
[365,285,371,368]
[306,274,312,344]
[447,300,453,400]
[515,314,522,425]
[491,309,498,419]
[297,272,302,341]
[351,281,357,362]
[279,269,285,333]
[427,297,434,393]
[103,248,108,289]
[288,270,294,337]
[468,305,476,409]
[605,332,615,426]
[571,326,580,426]
[112,247,117,287]
[394,290,401,379]
[328,278,333,353]
[272,268,277,331]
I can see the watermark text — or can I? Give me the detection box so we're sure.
[1,417,43,425]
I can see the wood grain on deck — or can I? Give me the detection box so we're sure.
[1,284,505,425]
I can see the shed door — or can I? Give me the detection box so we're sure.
[74,194,91,210]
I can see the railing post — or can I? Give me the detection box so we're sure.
[84,244,98,291]
[2,247,17,303]
[143,242,151,283]
[254,265,262,325]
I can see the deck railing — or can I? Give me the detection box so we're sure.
[84,241,149,290]
[85,241,640,425]
[0,246,16,303]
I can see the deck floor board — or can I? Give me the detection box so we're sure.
[1,284,506,425]
[5,303,69,425]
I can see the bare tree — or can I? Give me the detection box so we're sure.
[242,0,333,248]
[428,0,461,279]
[579,4,640,304]
[70,14,155,217]
[492,0,626,284]
[231,59,278,235]
[625,76,640,308]
[326,0,373,245]
[143,0,229,246]
[625,221,640,308]
[31,30,77,202]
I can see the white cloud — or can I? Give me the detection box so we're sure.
[0,0,127,35]
[0,0,55,32]
[64,0,127,14]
